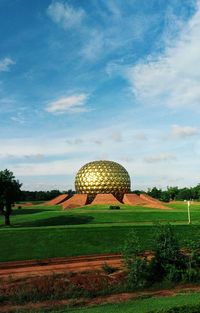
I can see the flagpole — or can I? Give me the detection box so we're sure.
[187,200,191,224]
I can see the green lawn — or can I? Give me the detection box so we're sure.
[1,203,200,228]
[0,202,200,262]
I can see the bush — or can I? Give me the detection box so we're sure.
[123,225,200,289]
[109,205,120,210]
[182,241,200,283]
[102,262,117,274]
[150,224,186,283]
[149,304,200,313]
[123,230,151,289]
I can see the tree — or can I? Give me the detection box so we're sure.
[159,191,170,202]
[175,188,192,200]
[166,186,179,201]
[0,169,22,226]
[147,187,162,200]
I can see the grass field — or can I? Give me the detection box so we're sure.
[0,202,200,262]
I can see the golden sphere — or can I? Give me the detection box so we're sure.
[75,160,131,200]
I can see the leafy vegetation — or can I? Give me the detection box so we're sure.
[123,225,200,289]
[19,189,75,202]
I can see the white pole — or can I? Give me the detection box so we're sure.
[187,200,191,224]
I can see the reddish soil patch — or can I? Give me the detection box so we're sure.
[62,194,88,209]
[45,194,68,206]
[0,254,122,280]
[123,194,147,206]
[140,194,170,209]
[91,194,121,205]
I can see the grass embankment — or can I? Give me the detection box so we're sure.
[7,292,200,313]
[67,293,200,313]
[0,202,200,262]
[59,292,200,313]
[0,224,199,262]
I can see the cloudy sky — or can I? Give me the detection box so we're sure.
[0,0,200,191]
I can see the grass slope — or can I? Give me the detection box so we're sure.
[0,224,200,262]
[12,292,200,313]
[67,292,200,313]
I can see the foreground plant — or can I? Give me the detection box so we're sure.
[123,224,200,289]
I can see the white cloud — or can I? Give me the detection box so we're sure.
[110,130,123,142]
[47,1,85,29]
[170,125,198,139]
[0,57,15,72]
[128,1,200,109]
[0,138,78,159]
[144,153,176,163]
[13,159,79,176]
[81,2,155,61]
[134,132,147,141]
[10,113,25,124]
[81,30,105,61]
[46,93,89,114]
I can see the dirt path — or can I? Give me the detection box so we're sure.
[0,254,123,280]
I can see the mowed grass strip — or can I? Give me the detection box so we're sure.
[0,225,200,262]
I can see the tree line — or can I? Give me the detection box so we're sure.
[145,185,200,202]
[21,184,200,202]
[20,189,75,202]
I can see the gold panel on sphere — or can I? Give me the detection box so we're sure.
[75,160,131,200]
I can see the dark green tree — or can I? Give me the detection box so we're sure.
[166,186,179,200]
[0,169,22,226]
[159,190,170,202]
[147,187,162,200]
[175,188,192,200]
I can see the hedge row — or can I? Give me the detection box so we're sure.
[151,304,200,313]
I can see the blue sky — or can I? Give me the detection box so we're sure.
[0,0,200,191]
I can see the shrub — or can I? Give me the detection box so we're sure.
[109,205,120,210]
[102,262,117,274]
[149,304,200,313]
[150,224,186,283]
[182,241,200,283]
[123,225,200,289]
[123,230,150,289]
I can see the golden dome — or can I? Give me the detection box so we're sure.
[75,160,131,201]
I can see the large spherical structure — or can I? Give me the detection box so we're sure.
[75,160,131,201]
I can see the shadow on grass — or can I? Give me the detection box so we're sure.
[13,215,94,227]
[12,209,52,216]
